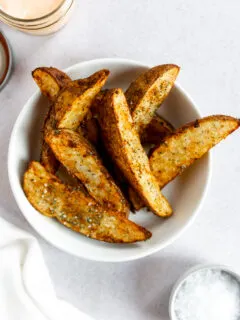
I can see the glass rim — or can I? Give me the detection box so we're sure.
[0,2,73,31]
[0,0,69,23]
[0,31,12,90]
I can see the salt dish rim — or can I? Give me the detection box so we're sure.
[169,263,240,320]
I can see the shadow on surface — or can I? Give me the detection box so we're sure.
[42,249,204,320]
[131,255,203,319]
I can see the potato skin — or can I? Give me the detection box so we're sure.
[32,67,72,171]
[92,93,174,211]
[23,162,151,243]
[128,114,174,210]
[45,129,130,216]
[41,70,109,173]
[55,69,109,130]
[32,67,71,101]
[128,186,145,211]
[125,64,179,134]
[141,114,174,144]
[40,141,59,174]
[77,111,100,146]
[150,115,240,188]
[98,88,172,218]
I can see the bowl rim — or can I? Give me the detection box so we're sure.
[169,263,240,320]
[8,57,212,262]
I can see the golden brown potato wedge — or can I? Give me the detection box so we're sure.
[141,114,174,144]
[41,70,109,139]
[32,67,71,101]
[23,162,151,243]
[77,111,99,145]
[91,92,174,212]
[150,115,240,188]
[40,141,59,174]
[55,69,109,130]
[125,64,180,134]
[45,129,129,215]
[90,90,108,115]
[128,114,174,210]
[98,88,172,218]
[32,67,72,171]
[128,186,145,211]
[41,107,59,173]
[41,70,109,173]
[129,115,240,211]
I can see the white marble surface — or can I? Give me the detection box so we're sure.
[1,1,240,319]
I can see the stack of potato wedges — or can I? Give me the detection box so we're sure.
[23,64,239,243]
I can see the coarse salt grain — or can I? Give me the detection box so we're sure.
[174,268,240,320]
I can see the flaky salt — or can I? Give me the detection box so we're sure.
[174,268,240,320]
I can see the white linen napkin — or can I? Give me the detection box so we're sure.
[0,215,93,320]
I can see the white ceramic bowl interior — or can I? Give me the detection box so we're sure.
[8,58,211,262]
[169,264,240,320]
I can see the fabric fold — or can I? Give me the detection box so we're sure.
[0,216,93,320]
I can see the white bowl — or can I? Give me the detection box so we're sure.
[169,264,240,320]
[8,58,211,262]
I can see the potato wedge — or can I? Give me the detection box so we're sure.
[92,92,174,211]
[128,186,145,211]
[23,162,151,243]
[125,64,180,134]
[90,90,108,115]
[77,111,99,145]
[98,89,172,218]
[45,129,129,215]
[150,115,240,188]
[55,69,109,130]
[41,70,109,173]
[32,67,71,101]
[141,114,174,144]
[129,115,240,211]
[127,115,174,210]
[40,141,59,174]
[41,106,59,173]
[32,67,72,171]
[41,70,109,139]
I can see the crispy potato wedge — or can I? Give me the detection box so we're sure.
[32,67,72,171]
[42,70,109,139]
[23,162,151,243]
[41,70,109,173]
[77,111,99,145]
[56,164,84,187]
[45,129,129,215]
[40,141,59,174]
[98,88,172,218]
[41,106,59,173]
[92,92,174,211]
[55,69,109,130]
[32,67,71,101]
[150,115,240,188]
[128,186,145,211]
[125,64,180,134]
[141,114,174,144]
[129,115,240,210]
[128,114,174,210]
[90,90,108,115]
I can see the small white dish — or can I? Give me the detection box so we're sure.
[8,58,211,262]
[0,31,12,90]
[169,264,240,320]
